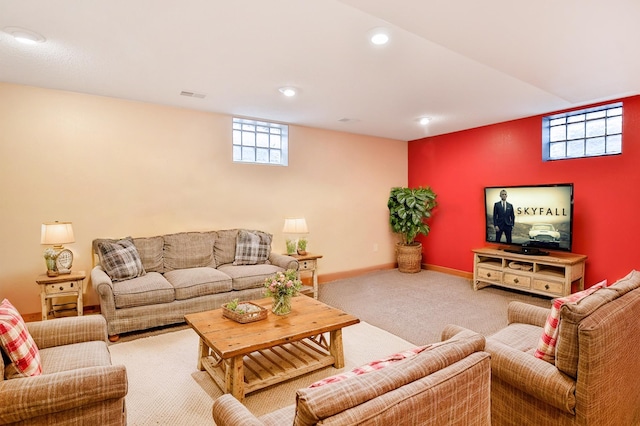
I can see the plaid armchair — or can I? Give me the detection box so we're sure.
[213,325,491,426]
[0,315,127,425]
[485,270,640,426]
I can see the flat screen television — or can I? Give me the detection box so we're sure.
[484,183,574,255]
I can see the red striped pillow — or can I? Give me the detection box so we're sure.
[534,280,607,363]
[0,299,42,378]
[308,345,431,388]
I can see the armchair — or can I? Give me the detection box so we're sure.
[0,315,127,425]
[485,270,640,426]
[213,324,491,425]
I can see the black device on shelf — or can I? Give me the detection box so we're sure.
[484,183,574,255]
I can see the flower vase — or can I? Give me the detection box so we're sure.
[272,294,292,315]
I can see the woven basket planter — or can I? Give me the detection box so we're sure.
[396,243,423,273]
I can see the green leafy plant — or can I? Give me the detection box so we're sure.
[286,239,297,255]
[387,186,437,245]
[297,238,307,252]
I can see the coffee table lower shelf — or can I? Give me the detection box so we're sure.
[201,334,334,397]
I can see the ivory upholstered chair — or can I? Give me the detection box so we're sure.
[0,315,127,425]
[213,325,491,426]
[485,270,640,426]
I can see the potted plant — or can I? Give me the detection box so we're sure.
[297,238,308,255]
[387,186,437,273]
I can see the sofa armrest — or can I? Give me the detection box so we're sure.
[27,315,108,349]
[507,301,550,327]
[485,338,576,414]
[0,365,127,424]
[212,394,265,426]
[269,253,299,270]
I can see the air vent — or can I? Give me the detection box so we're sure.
[180,91,206,99]
[338,118,360,123]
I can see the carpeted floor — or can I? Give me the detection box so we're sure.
[110,268,553,424]
[110,321,414,425]
[318,269,551,345]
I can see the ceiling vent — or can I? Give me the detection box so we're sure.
[180,91,206,99]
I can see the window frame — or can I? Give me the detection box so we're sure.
[232,117,289,166]
[542,102,623,161]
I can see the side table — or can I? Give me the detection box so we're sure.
[35,271,86,320]
[291,253,323,299]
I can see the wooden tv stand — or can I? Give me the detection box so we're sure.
[473,247,587,297]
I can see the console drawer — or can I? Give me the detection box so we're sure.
[477,267,502,283]
[503,273,531,288]
[533,279,564,296]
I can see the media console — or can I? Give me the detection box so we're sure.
[473,247,587,297]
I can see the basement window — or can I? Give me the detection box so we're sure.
[232,117,289,166]
[543,102,622,161]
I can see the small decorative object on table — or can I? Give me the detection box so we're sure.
[264,269,302,315]
[222,299,267,323]
[297,237,308,255]
[43,248,58,277]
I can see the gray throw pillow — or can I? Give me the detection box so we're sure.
[98,238,146,282]
[233,230,272,265]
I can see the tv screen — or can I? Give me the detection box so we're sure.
[484,183,574,254]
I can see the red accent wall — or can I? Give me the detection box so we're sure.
[409,95,640,287]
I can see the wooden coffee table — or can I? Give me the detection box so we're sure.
[185,297,359,401]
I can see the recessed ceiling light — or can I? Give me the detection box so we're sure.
[369,27,390,45]
[418,117,431,125]
[279,87,297,97]
[3,26,46,44]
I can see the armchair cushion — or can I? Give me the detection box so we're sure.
[293,331,486,425]
[556,270,640,378]
[535,280,607,363]
[0,299,42,378]
[308,345,430,388]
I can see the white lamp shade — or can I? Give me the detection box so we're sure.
[282,218,308,234]
[41,222,75,246]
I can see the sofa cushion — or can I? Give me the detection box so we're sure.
[233,230,272,266]
[214,229,238,266]
[97,238,146,282]
[0,299,42,378]
[164,267,233,300]
[112,272,175,309]
[132,236,164,273]
[163,232,216,271]
[556,270,640,378]
[534,280,607,364]
[217,263,283,291]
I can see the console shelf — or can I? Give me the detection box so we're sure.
[473,247,587,297]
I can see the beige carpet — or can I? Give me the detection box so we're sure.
[109,321,414,425]
[319,269,552,345]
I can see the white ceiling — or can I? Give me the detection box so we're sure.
[1,0,639,141]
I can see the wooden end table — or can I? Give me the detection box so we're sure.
[291,252,323,299]
[185,297,359,402]
[35,271,85,320]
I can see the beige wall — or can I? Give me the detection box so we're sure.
[0,83,407,315]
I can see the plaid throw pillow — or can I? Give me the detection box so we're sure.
[308,345,430,388]
[534,280,607,363]
[233,230,272,265]
[0,299,42,378]
[98,238,146,282]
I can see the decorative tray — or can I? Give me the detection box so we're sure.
[222,301,267,323]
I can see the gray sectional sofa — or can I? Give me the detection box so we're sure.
[91,229,298,340]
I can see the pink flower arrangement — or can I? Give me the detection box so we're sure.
[264,269,302,299]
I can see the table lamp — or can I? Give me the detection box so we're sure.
[41,221,75,276]
[282,217,308,255]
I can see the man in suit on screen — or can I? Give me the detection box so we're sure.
[493,189,515,243]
